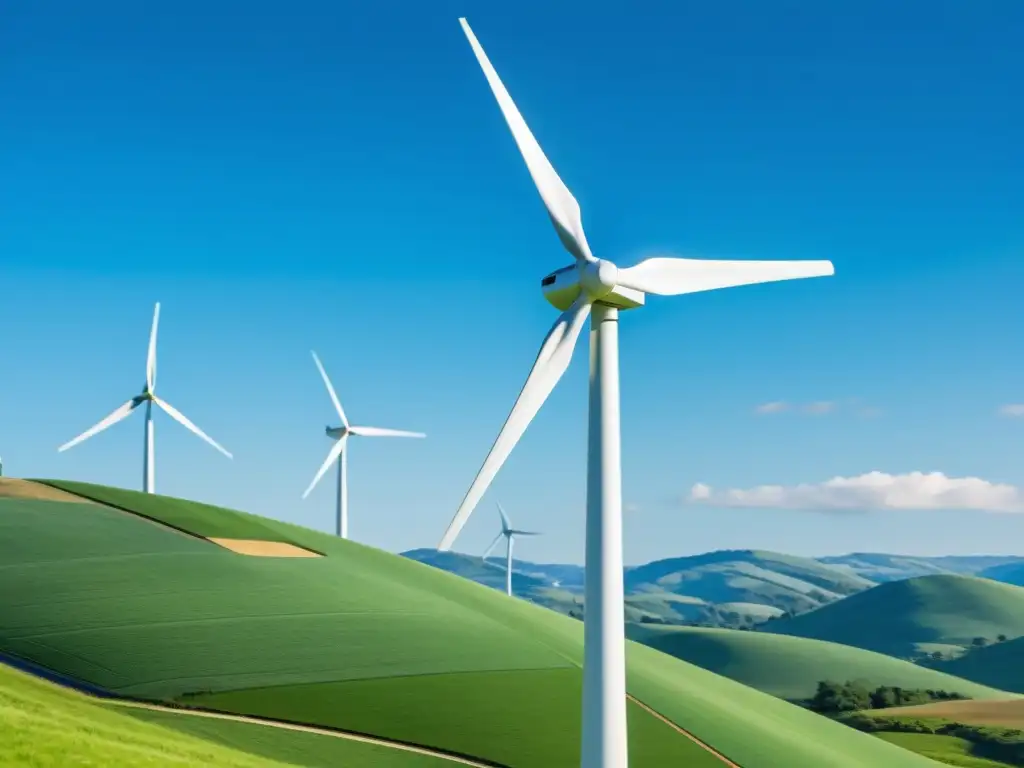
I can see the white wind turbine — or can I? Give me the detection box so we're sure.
[301,351,426,539]
[481,501,540,597]
[438,18,835,768]
[58,302,233,493]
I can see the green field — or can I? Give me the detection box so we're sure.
[873,733,1014,768]
[0,658,451,767]
[762,575,1024,658]
[0,483,946,767]
[626,624,1015,702]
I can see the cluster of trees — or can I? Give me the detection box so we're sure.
[807,680,966,714]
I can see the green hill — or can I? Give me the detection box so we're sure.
[938,635,1024,694]
[820,554,1024,583]
[762,574,1024,658]
[625,624,1015,702]
[624,549,874,614]
[0,479,944,767]
[0,656,452,767]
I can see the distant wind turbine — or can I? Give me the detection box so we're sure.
[481,501,540,596]
[301,351,426,539]
[58,302,233,493]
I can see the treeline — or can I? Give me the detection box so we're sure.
[840,713,1024,766]
[807,680,966,714]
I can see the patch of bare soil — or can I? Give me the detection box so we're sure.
[882,697,1024,727]
[207,538,322,558]
[0,478,98,504]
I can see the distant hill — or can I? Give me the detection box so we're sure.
[978,561,1024,585]
[761,574,1024,658]
[820,553,1024,583]
[625,623,1015,703]
[404,548,865,626]
[624,550,873,616]
[938,635,1024,693]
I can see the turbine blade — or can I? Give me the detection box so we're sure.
[152,397,233,458]
[302,436,347,499]
[146,302,160,391]
[459,17,594,264]
[511,530,541,536]
[481,530,504,560]
[58,399,140,452]
[347,426,426,438]
[311,351,348,427]
[496,501,512,535]
[615,256,835,296]
[438,295,592,551]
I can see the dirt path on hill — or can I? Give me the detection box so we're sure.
[104,697,497,766]
[627,694,742,767]
[1,655,494,767]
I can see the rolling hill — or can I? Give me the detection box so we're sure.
[938,635,1024,694]
[625,623,1015,702]
[0,478,943,767]
[406,547,873,626]
[761,574,1024,658]
[820,554,1024,583]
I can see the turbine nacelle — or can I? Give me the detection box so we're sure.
[326,425,347,439]
[541,261,645,312]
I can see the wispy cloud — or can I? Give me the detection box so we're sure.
[803,401,836,415]
[687,471,1024,513]
[753,399,874,417]
[1000,404,1024,418]
[755,401,790,414]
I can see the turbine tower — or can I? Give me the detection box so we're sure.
[481,501,540,597]
[301,351,426,539]
[58,302,233,493]
[438,18,835,768]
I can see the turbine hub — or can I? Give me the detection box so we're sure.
[326,425,347,439]
[580,259,618,300]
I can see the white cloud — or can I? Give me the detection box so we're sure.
[803,401,836,415]
[1000,404,1024,418]
[687,471,1024,513]
[755,401,790,414]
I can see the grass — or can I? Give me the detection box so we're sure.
[32,479,300,546]
[625,624,1015,702]
[878,700,1024,728]
[0,490,946,767]
[873,733,1014,767]
[0,657,450,767]
[762,575,1024,658]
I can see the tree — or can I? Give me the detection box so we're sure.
[972,637,989,648]
[930,651,944,661]
[998,634,1008,642]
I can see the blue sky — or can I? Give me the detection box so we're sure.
[1,0,1021,563]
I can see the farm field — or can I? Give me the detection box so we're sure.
[1,481,946,766]
[626,624,1015,702]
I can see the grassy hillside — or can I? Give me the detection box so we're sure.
[0,657,450,767]
[762,575,1024,658]
[0,483,944,767]
[939,637,1024,693]
[821,555,1024,584]
[625,624,1014,702]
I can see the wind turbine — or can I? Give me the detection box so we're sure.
[438,18,835,768]
[58,302,232,493]
[481,501,540,597]
[301,351,426,539]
